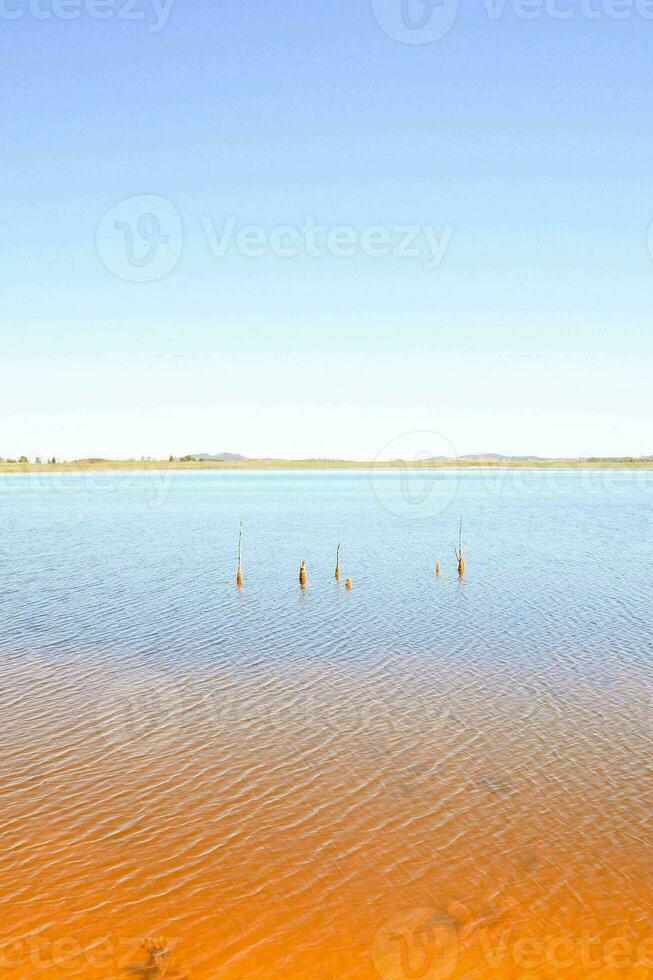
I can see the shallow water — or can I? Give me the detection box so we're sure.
[0,468,651,978]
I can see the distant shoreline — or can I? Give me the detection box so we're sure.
[1,458,653,473]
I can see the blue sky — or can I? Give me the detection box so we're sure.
[2,0,652,459]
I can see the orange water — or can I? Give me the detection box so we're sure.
[2,469,651,978]
[1,651,650,979]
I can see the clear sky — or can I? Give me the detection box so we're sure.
[2,0,652,460]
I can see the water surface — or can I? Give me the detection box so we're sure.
[0,469,651,977]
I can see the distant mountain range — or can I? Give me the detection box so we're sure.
[393,453,556,462]
[189,452,554,463]
[184,451,653,463]
[190,452,247,461]
[455,453,653,462]
[454,453,552,462]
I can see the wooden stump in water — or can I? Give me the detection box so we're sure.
[454,517,466,578]
[236,516,244,588]
[345,577,353,591]
[436,560,441,577]
[141,937,171,977]
[299,560,308,588]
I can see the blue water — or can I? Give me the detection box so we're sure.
[1,467,650,675]
[1,468,651,978]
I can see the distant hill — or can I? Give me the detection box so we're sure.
[456,453,552,462]
[190,452,247,462]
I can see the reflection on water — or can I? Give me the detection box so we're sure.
[0,470,651,977]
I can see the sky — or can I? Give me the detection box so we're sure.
[1,0,653,460]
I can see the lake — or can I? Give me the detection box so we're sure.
[0,468,650,978]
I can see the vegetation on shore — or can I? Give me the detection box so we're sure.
[1,455,652,473]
